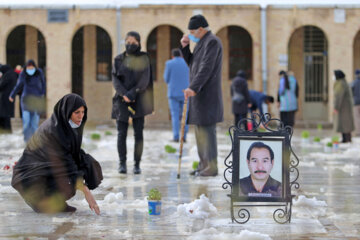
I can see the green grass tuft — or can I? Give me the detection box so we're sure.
[165,145,176,153]
[91,133,101,140]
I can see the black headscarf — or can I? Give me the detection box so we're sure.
[334,70,345,80]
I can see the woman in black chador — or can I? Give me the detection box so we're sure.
[112,31,154,174]
[11,93,103,214]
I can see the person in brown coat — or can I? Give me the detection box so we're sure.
[333,70,354,143]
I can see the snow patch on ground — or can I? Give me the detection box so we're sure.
[177,194,217,219]
[188,228,272,240]
[293,195,327,218]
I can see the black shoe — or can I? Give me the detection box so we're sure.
[63,204,77,213]
[172,139,179,143]
[133,165,141,174]
[119,162,127,174]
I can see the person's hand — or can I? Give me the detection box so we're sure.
[83,186,100,215]
[123,96,131,103]
[334,109,338,114]
[9,97,14,102]
[247,103,252,108]
[183,88,196,100]
[180,34,190,48]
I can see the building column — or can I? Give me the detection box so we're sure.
[25,26,38,62]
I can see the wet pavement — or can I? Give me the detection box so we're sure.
[0,124,360,239]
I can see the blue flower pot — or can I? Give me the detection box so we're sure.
[148,200,161,215]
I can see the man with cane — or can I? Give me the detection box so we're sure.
[180,14,223,177]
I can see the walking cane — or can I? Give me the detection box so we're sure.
[177,98,188,179]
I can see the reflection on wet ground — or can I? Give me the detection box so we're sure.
[0,126,359,239]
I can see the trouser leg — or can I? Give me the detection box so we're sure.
[353,106,360,136]
[30,112,40,137]
[22,110,31,142]
[169,97,181,141]
[133,117,144,167]
[117,120,129,164]
[195,124,218,176]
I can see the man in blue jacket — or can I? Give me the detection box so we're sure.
[249,90,274,116]
[164,49,189,142]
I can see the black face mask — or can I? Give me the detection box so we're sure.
[125,44,139,54]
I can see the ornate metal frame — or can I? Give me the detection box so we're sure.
[223,113,300,224]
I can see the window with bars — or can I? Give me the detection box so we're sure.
[303,26,328,102]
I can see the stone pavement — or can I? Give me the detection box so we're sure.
[0,125,359,239]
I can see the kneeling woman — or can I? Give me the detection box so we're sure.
[11,93,103,214]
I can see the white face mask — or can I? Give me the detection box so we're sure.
[68,119,81,128]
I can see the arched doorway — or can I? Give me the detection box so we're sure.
[71,25,113,121]
[289,25,328,121]
[146,25,183,122]
[6,25,46,72]
[353,30,360,78]
[6,25,46,118]
[216,25,253,122]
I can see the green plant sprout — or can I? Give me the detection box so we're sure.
[301,130,310,139]
[105,131,112,136]
[313,136,321,142]
[192,161,199,170]
[164,145,176,153]
[326,142,333,147]
[91,133,101,140]
[331,136,339,143]
[148,188,162,201]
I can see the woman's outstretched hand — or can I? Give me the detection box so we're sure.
[83,185,100,215]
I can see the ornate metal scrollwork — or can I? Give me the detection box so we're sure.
[273,202,292,224]
[233,208,250,224]
[222,126,236,190]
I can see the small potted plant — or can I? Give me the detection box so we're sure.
[301,130,310,144]
[331,136,339,150]
[147,188,162,215]
[324,142,333,152]
[313,136,321,145]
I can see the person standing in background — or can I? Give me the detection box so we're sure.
[333,70,354,142]
[0,65,17,133]
[351,69,360,136]
[9,60,46,142]
[163,48,189,142]
[278,70,298,128]
[112,31,154,175]
[231,70,251,130]
[180,14,223,177]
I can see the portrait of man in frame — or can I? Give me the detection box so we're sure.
[239,139,283,198]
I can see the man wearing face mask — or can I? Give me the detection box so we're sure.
[112,31,154,174]
[9,60,46,142]
[180,15,223,177]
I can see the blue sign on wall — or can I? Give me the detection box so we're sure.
[48,9,68,23]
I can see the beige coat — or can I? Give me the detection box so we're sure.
[334,79,354,133]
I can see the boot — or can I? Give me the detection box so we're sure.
[133,162,141,174]
[119,162,127,174]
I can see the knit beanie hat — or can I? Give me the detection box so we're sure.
[188,14,209,30]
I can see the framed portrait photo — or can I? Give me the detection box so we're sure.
[232,136,288,202]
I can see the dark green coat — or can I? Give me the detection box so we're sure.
[334,79,354,133]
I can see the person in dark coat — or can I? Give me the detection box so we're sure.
[181,15,223,177]
[9,59,46,142]
[0,64,17,133]
[112,31,154,174]
[11,93,103,214]
[231,70,251,129]
[351,69,360,136]
[333,70,354,142]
